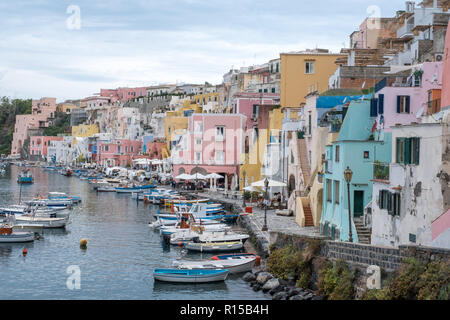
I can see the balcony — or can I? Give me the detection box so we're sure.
[425,98,441,115]
[373,161,390,181]
[397,23,414,39]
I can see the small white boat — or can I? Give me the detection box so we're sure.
[184,241,244,252]
[15,215,69,228]
[170,230,249,245]
[0,224,34,243]
[153,268,229,283]
[172,256,256,274]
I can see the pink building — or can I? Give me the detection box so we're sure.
[173,113,247,182]
[97,139,142,167]
[441,23,450,110]
[374,62,443,131]
[11,97,57,156]
[29,136,63,158]
[99,87,147,103]
[232,92,279,132]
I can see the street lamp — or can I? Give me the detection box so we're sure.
[344,166,353,243]
[262,177,269,231]
[242,170,247,207]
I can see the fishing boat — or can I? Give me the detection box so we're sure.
[170,229,249,245]
[48,192,82,203]
[153,268,229,283]
[172,255,256,274]
[0,223,35,243]
[14,215,69,228]
[17,169,33,184]
[184,241,244,253]
[24,198,72,208]
[0,204,69,218]
[115,184,156,193]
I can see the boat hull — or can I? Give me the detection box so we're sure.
[185,242,244,252]
[173,257,255,274]
[153,268,228,283]
[0,232,35,243]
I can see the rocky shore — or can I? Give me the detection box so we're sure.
[242,269,325,300]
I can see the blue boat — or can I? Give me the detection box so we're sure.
[115,184,156,193]
[153,268,229,283]
[17,170,33,184]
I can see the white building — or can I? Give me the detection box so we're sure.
[370,111,450,249]
[47,136,75,166]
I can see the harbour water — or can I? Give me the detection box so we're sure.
[0,165,269,300]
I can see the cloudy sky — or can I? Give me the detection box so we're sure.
[0,0,405,101]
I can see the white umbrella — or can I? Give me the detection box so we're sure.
[244,186,260,192]
[175,173,192,180]
[224,174,228,194]
[190,173,207,180]
[252,179,287,188]
[205,173,224,179]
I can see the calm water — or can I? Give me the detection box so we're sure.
[0,165,269,300]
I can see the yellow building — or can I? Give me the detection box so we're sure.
[71,124,99,145]
[280,49,345,108]
[57,103,79,113]
[239,106,284,191]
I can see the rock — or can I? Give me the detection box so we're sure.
[303,293,314,300]
[272,292,288,300]
[262,278,280,293]
[242,272,256,282]
[289,294,304,300]
[311,295,325,300]
[287,288,303,298]
[269,285,285,295]
[252,283,262,292]
[256,272,273,285]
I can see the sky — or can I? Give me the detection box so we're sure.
[0,0,406,102]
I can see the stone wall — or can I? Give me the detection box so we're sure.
[270,231,450,272]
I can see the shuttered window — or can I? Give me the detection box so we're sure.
[378,94,384,114]
[396,96,410,113]
[370,98,378,117]
[396,137,420,165]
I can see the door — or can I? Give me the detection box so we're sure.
[353,191,364,217]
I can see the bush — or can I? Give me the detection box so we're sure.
[244,191,251,200]
[318,260,355,300]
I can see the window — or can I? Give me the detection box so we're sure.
[216,126,225,141]
[326,179,332,202]
[131,146,134,152]
[397,96,410,113]
[370,98,378,117]
[305,62,315,74]
[194,122,203,133]
[334,180,340,204]
[396,137,420,165]
[276,63,279,73]
[378,94,384,114]
[379,190,389,209]
[308,115,312,135]
[195,152,202,163]
[215,150,224,164]
[271,88,276,93]
[364,151,369,159]
[387,192,401,216]
[335,145,340,162]
[195,138,202,145]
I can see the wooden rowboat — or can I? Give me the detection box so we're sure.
[153,268,229,283]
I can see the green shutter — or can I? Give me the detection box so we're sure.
[387,192,393,215]
[414,137,420,165]
[405,138,411,164]
[379,190,384,209]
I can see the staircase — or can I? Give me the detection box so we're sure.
[297,139,311,193]
[354,217,371,244]
[302,202,315,227]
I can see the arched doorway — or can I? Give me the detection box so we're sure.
[190,167,207,175]
[177,167,185,175]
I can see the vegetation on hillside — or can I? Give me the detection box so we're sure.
[0,97,32,155]
[43,112,71,136]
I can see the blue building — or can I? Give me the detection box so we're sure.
[320,99,391,243]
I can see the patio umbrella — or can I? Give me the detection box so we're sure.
[224,174,228,194]
[175,173,192,180]
[190,173,207,180]
[244,186,260,192]
[205,173,224,179]
[251,179,287,188]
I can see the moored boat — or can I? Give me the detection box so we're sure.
[0,223,35,243]
[184,241,244,252]
[172,255,256,274]
[153,268,229,283]
[17,169,33,184]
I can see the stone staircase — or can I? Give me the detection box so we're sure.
[302,202,315,227]
[297,139,311,189]
[354,217,371,244]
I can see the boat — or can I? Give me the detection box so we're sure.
[14,215,69,228]
[172,255,256,274]
[153,268,229,283]
[0,223,35,243]
[17,169,33,184]
[115,184,156,193]
[48,192,81,203]
[184,241,244,252]
[170,229,249,245]
[61,168,73,176]
[0,204,69,218]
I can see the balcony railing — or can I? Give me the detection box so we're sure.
[374,162,389,181]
